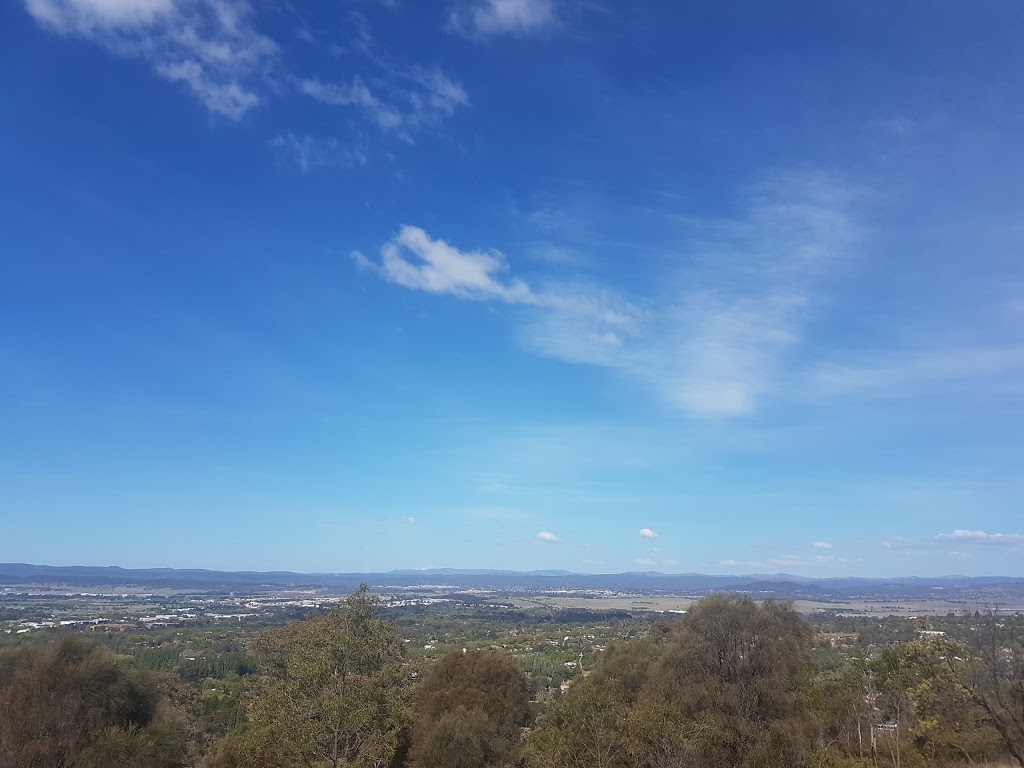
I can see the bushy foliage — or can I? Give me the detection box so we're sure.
[214,584,415,768]
[409,650,531,768]
[526,595,821,768]
[0,635,186,768]
[7,591,1023,768]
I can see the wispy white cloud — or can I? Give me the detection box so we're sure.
[27,0,174,29]
[25,0,277,118]
[298,68,468,137]
[812,346,1024,399]
[299,77,403,130]
[399,516,416,525]
[157,59,259,118]
[721,551,854,569]
[537,530,560,543]
[360,171,860,416]
[945,551,975,561]
[518,171,861,415]
[449,0,557,38]
[639,527,659,539]
[634,557,656,567]
[270,133,366,172]
[408,68,470,122]
[936,529,1024,545]
[26,1,468,135]
[768,554,804,567]
[813,540,832,549]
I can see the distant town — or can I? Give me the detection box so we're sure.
[4,563,1024,640]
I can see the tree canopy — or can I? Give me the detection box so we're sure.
[526,595,819,768]
[409,649,531,768]
[0,635,186,768]
[221,584,414,768]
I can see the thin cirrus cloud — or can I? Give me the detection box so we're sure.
[297,70,468,137]
[449,0,557,38]
[270,133,367,173]
[721,554,849,569]
[936,530,1024,545]
[356,171,861,416]
[536,530,560,543]
[812,346,1024,401]
[813,541,832,549]
[517,171,861,416]
[23,0,470,142]
[24,0,277,118]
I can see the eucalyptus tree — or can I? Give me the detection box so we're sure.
[225,585,415,768]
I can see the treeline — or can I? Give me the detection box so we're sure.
[1,588,1022,767]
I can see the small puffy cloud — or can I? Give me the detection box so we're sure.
[936,530,1024,545]
[399,516,416,525]
[639,528,659,539]
[812,541,833,549]
[634,558,656,567]
[363,226,535,303]
[450,0,557,38]
[537,530,560,543]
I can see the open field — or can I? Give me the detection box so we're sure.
[506,595,698,612]
[504,594,1024,616]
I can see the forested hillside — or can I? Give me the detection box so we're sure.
[1,587,1021,768]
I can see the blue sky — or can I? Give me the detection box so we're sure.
[1,0,1022,576]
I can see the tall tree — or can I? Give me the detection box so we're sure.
[526,595,819,768]
[645,595,817,767]
[225,584,414,768]
[524,683,622,768]
[955,612,1024,766]
[409,650,531,768]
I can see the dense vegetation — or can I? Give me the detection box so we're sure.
[0,636,186,767]
[1,588,1022,768]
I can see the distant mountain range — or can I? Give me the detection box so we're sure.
[1,563,1023,600]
